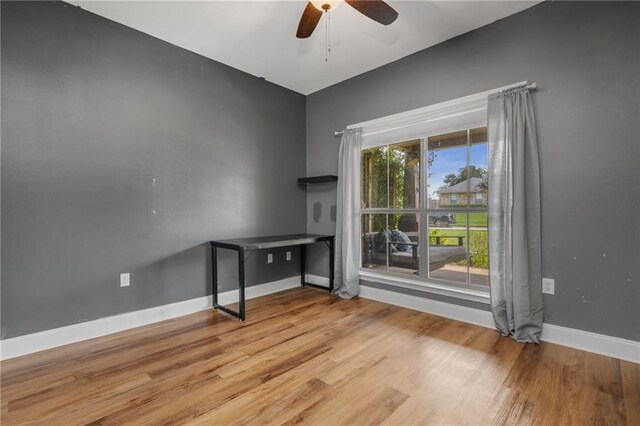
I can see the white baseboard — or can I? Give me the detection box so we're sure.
[360,285,494,328]
[305,273,329,288]
[540,323,640,365]
[359,285,640,364]
[0,276,300,361]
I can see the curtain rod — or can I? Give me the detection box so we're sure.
[334,82,537,136]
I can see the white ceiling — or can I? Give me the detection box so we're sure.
[69,1,539,95]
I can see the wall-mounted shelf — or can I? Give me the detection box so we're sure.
[297,175,338,185]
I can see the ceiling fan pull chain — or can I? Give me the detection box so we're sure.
[328,11,331,56]
[325,11,328,62]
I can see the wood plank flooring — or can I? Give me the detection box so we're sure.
[1,287,638,425]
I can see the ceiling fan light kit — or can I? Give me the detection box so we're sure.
[310,0,342,12]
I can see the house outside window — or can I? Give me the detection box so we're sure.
[439,179,487,206]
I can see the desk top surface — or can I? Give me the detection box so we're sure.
[211,233,333,250]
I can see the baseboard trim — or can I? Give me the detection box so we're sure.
[359,285,640,364]
[540,323,640,365]
[305,273,329,288]
[0,276,300,360]
[359,285,494,328]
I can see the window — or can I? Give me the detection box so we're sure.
[362,140,421,275]
[361,127,489,291]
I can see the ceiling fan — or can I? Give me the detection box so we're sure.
[296,0,398,39]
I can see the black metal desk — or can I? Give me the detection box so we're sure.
[210,234,335,321]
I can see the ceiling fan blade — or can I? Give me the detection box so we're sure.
[296,2,323,39]
[345,0,398,25]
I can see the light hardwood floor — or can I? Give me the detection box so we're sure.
[1,287,638,425]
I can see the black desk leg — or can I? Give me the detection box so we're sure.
[329,237,335,292]
[238,247,246,321]
[211,243,218,306]
[300,244,306,287]
[211,244,244,321]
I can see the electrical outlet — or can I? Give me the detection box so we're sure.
[267,253,273,264]
[286,251,292,261]
[542,278,555,295]
[120,273,130,287]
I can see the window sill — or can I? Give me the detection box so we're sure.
[359,270,491,305]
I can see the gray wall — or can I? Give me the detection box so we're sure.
[306,1,640,340]
[1,1,307,339]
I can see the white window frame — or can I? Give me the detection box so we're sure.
[350,82,531,304]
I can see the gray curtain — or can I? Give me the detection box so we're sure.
[334,128,362,299]
[487,86,543,343]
